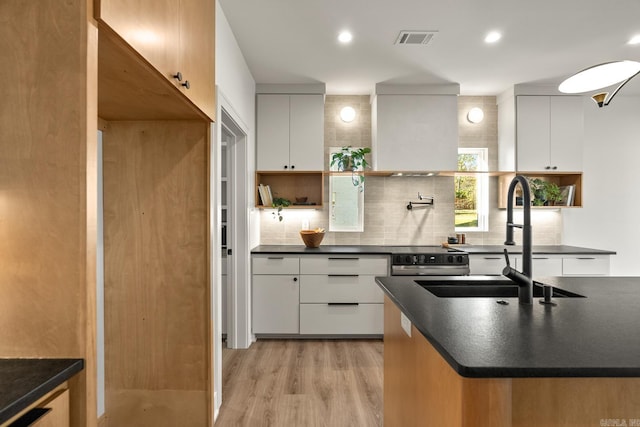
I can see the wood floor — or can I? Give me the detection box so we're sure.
[215,339,383,426]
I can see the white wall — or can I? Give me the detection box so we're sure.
[562,95,640,275]
[216,2,255,129]
[216,0,258,245]
[214,1,257,418]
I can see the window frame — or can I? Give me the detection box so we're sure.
[455,148,489,232]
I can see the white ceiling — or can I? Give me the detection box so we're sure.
[219,0,640,96]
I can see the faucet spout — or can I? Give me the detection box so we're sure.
[504,175,533,304]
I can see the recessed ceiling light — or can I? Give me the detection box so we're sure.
[338,31,353,44]
[628,35,640,45]
[484,31,502,44]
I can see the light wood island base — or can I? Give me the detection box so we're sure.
[384,296,640,427]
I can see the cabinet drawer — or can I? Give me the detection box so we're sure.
[514,256,563,277]
[252,256,299,275]
[562,256,609,276]
[300,256,388,275]
[300,275,384,303]
[300,303,383,335]
[468,255,504,275]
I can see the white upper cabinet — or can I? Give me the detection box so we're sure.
[372,91,458,171]
[257,94,324,171]
[516,96,584,172]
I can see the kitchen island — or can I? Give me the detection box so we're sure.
[377,276,640,426]
[0,358,83,426]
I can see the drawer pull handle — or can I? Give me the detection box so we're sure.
[10,407,52,426]
[328,302,359,306]
[533,257,549,260]
[328,274,359,277]
[576,257,596,260]
[483,257,502,260]
[328,257,359,261]
[267,257,284,260]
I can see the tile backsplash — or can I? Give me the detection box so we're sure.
[258,95,562,246]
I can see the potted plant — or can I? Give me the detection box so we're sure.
[544,182,563,206]
[528,178,562,206]
[272,197,291,221]
[330,146,371,188]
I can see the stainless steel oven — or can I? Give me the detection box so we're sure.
[390,246,470,276]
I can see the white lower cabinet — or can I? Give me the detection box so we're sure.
[299,303,383,335]
[469,253,610,277]
[252,256,300,334]
[252,254,388,336]
[468,255,505,275]
[514,256,563,277]
[562,255,610,276]
[252,274,300,334]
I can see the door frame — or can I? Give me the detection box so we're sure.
[212,89,253,419]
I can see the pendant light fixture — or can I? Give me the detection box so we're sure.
[558,60,640,107]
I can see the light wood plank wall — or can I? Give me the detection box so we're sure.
[0,0,98,426]
[102,121,210,427]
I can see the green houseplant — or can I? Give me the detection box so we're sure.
[330,146,371,188]
[272,197,291,221]
[528,178,563,206]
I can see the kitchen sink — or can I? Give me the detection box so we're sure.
[415,277,586,299]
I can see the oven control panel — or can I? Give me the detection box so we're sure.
[392,253,469,266]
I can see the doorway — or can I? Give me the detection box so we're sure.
[213,97,253,418]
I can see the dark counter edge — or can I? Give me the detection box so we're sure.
[252,244,616,256]
[375,279,637,379]
[0,359,84,424]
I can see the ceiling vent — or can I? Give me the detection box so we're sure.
[395,31,438,45]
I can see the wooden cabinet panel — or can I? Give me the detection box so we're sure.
[255,171,324,208]
[177,0,215,120]
[96,0,215,120]
[103,121,209,425]
[96,0,180,79]
[33,389,69,427]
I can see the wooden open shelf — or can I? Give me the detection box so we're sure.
[256,171,324,209]
[498,172,583,208]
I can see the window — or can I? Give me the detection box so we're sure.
[455,148,488,232]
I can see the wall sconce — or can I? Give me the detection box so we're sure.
[559,60,640,107]
[340,106,356,123]
[467,107,484,124]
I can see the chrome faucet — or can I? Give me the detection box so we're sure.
[503,175,533,304]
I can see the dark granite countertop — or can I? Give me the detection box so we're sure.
[252,244,616,255]
[459,244,616,255]
[376,275,640,378]
[0,358,84,424]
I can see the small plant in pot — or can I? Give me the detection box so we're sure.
[330,146,371,189]
[272,197,291,221]
[544,182,563,206]
[528,178,563,206]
